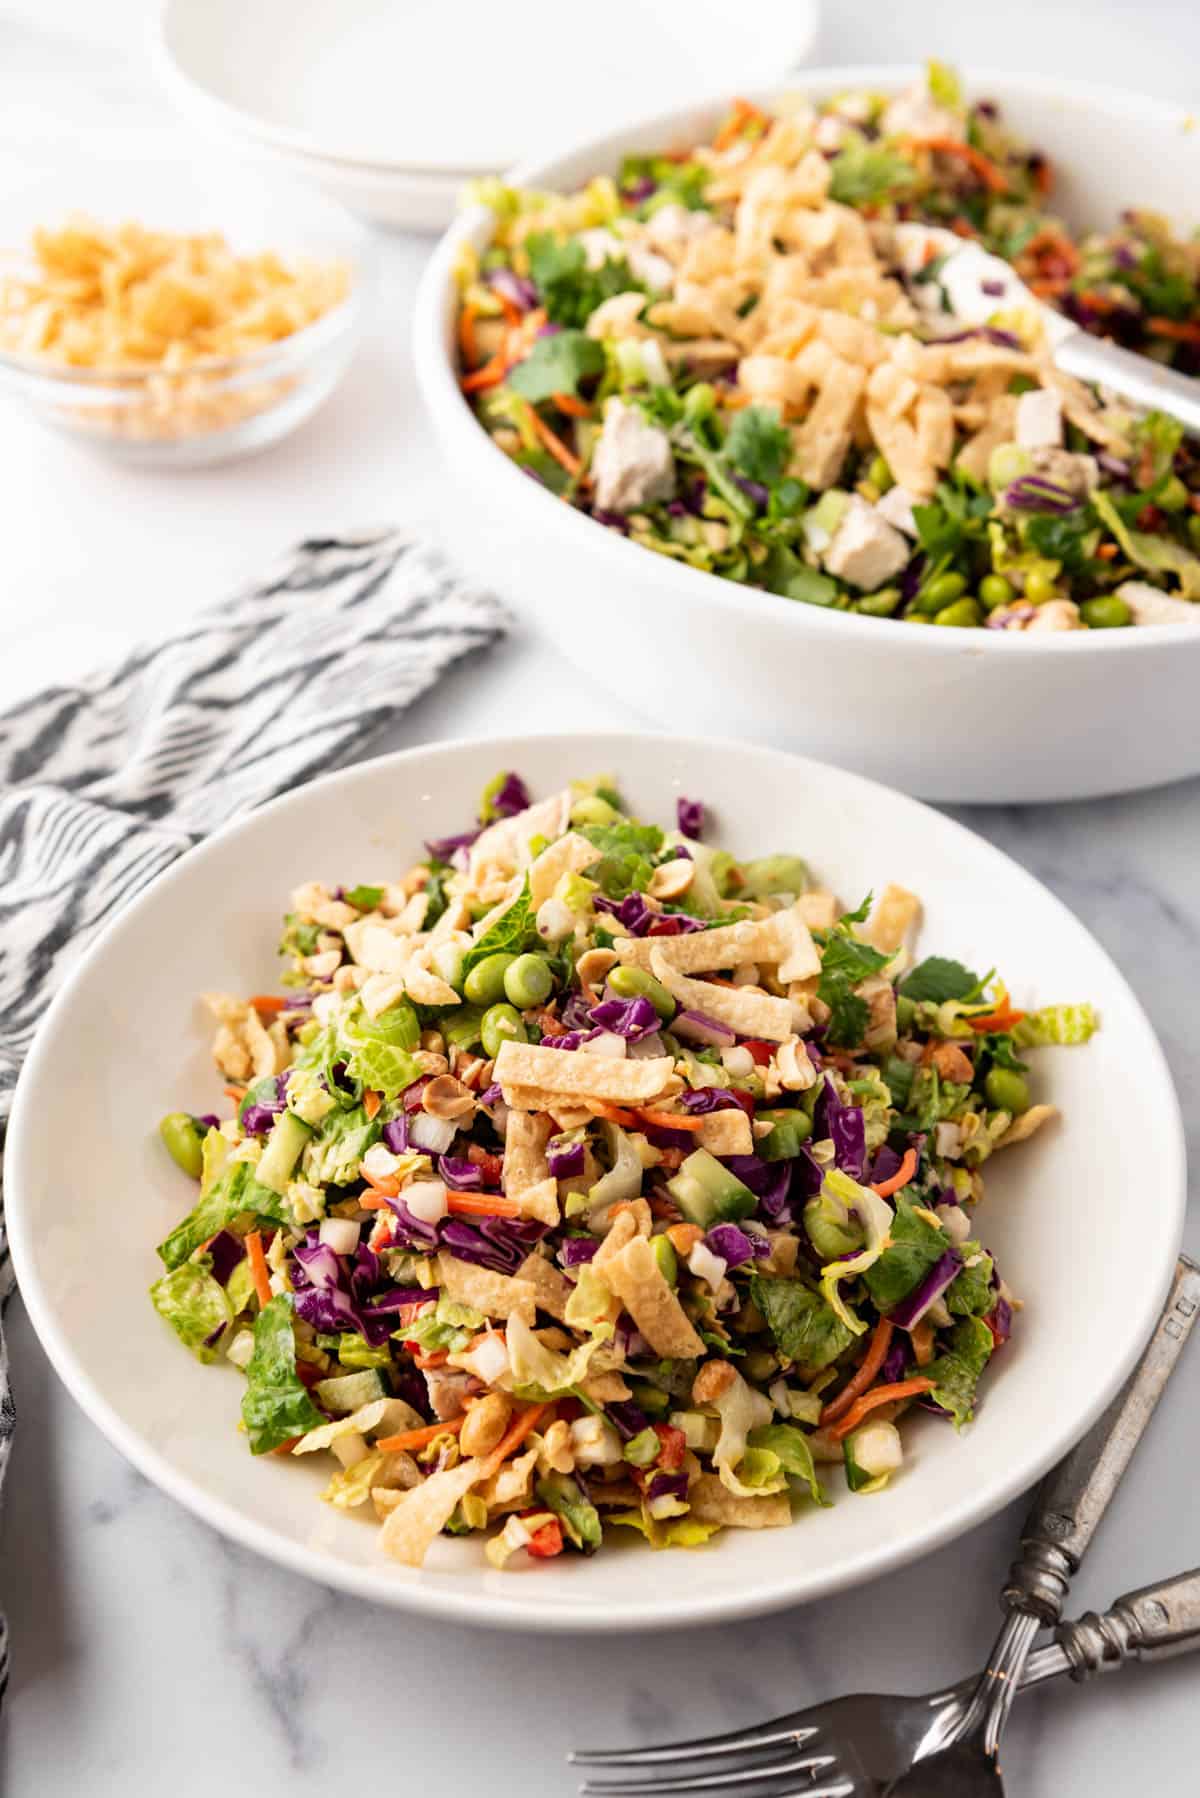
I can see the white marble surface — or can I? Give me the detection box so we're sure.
[2,5,1200,1794]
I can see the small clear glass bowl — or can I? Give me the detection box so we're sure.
[0,147,372,466]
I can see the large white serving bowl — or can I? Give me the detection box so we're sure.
[415,71,1200,803]
[7,733,1184,1631]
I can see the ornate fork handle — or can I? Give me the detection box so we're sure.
[1003,1256,1200,1626]
[1021,1568,1200,1685]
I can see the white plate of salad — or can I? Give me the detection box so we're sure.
[7,733,1184,1629]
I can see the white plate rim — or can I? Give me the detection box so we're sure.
[7,729,1186,1631]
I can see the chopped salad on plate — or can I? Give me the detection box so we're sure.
[152,773,1097,1569]
[456,61,1200,632]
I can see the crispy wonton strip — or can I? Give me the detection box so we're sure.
[649,950,794,1043]
[599,1235,705,1358]
[687,1473,791,1529]
[435,1252,538,1321]
[502,1111,553,1197]
[859,884,922,956]
[379,1458,485,1565]
[494,1040,676,1105]
[613,906,816,978]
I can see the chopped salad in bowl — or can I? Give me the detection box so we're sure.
[151,770,1097,1572]
[454,61,1200,633]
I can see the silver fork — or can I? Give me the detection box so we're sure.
[573,1569,1200,1797]
[571,1255,1200,1797]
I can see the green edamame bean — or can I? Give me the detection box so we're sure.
[607,962,675,1020]
[979,574,1014,610]
[1023,568,1058,606]
[867,454,893,493]
[913,571,965,615]
[856,586,901,617]
[480,1003,528,1060]
[1080,595,1132,630]
[1158,474,1189,512]
[895,994,918,1034]
[933,597,983,627]
[160,1111,204,1179]
[652,1233,678,1286]
[569,794,619,828]
[985,1067,1031,1114]
[464,951,517,1006]
[503,952,554,1010]
[684,382,716,423]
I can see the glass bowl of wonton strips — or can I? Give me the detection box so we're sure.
[150,771,1097,1572]
[454,61,1200,633]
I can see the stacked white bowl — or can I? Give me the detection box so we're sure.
[155,0,821,231]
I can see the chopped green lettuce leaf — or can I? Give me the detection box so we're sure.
[864,1198,949,1311]
[1013,1003,1099,1047]
[925,1316,994,1427]
[149,1257,232,1360]
[157,1160,287,1272]
[750,1273,856,1371]
[460,877,539,979]
[241,1294,323,1455]
[747,1422,828,1507]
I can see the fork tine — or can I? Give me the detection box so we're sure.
[568,1722,818,1769]
[578,1750,839,1795]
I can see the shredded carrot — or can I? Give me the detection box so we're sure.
[483,1401,550,1473]
[871,1147,918,1200]
[909,137,1008,194]
[586,1100,640,1126]
[820,1319,894,1426]
[967,989,1026,1034]
[458,301,480,367]
[413,1348,448,1371]
[911,1319,936,1368]
[1075,289,1122,315]
[460,345,511,393]
[362,1089,382,1120]
[828,1377,937,1442]
[1033,155,1054,197]
[245,1231,273,1309]
[713,96,764,153]
[376,1414,467,1454]
[223,1084,247,1104]
[551,389,591,418]
[635,1107,706,1134]
[1096,542,1119,560]
[529,408,583,477]
[271,1437,302,1456]
[362,1167,401,1197]
[359,1192,392,1211]
[445,1192,521,1219]
[1148,317,1200,345]
[1024,228,1081,273]
[495,292,524,327]
[1028,277,1069,299]
[250,994,287,1015]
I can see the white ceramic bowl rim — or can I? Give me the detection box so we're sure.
[417,66,1200,658]
[6,731,1186,1631]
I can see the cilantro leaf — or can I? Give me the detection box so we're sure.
[814,925,891,1049]
[864,1199,949,1311]
[525,232,642,329]
[241,1294,324,1455]
[761,543,840,606]
[900,956,981,1004]
[1023,509,1099,577]
[750,1275,855,1372]
[726,405,792,486]
[508,329,606,403]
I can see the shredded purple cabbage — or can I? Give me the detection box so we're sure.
[559,1235,598,1266]
[676,796,705,837]
[588,994,662,1041]
[439,1155,484,1191]
[888,1249,963,1330]
[592,892,707,936]
[438,1215,546,1276]
[547,1139,586,1178]
[206,1229,246,1285]
[485,772,531,820]
[425,826,480,863]
[705,1223,771,1268]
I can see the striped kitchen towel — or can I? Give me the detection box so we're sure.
[0,525,508,1697]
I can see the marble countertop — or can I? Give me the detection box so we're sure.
[2,6,1198,1794]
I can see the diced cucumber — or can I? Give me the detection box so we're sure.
[665,1149,757,1228]
[757,1108,813,1161]
[256,1110,313,1194]
[314,1368,386,1414]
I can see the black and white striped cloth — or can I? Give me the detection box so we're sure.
[0,526,508,1698]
